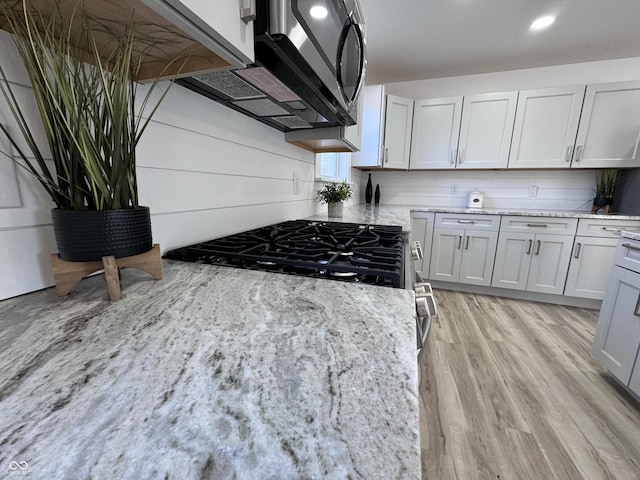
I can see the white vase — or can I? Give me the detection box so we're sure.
[327,202,343,217]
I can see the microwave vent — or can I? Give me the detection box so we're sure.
[272,116,312,129]
[233,99,290,117]
[193,71,264,100]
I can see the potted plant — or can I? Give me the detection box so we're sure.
[316,181,353,217]
[592,169,618,213]
[0,1,176,261]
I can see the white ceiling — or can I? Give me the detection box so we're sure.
[360,0,640,85]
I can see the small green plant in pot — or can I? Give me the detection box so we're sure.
[317,181,353,218]
[592,169,618,213]
[0,0,177,261]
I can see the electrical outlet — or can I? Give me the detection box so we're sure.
[528,185,538,197]
[292,172,300,195]
[450,184,459,196]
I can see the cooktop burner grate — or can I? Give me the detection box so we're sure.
[164,220,405,288]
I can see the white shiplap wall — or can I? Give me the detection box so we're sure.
[0,30,362,300]
[365,169,596,211]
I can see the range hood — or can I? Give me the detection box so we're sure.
[176,0,365,152]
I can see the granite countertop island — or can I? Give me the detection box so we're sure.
[0,262,420,479]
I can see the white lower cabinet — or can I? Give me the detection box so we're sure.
[564,237,619,299]
[429,214,499,286]
[492,216,577,295]
[410,212,435,277]
[592,238,640,396]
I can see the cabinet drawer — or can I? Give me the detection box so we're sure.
[500,216,578,235]
[434,213,500,231]
[614,238,640,274]
[577,218,640,238]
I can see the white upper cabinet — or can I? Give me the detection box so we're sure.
[353,87,413,169]
[409,97,463,169]
[508,86,586,169]
[382,95,414,169]
[352,85,386,167]
[456,92,518,169]
[141,0,255,66]
[572,80,640,168]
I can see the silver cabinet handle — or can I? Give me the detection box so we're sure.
[457,148,464,163]
[457,220,475,224]
[602,227,622,236]
[526,239,533,255]
[535,240,541,255]
[457,234,463,249]
[527,223,548,228]
[239,0,256,23]
[574,145,583,162]
[384,147,389,163]
[574,242,582,259]
[450,149,456,165]
[565,145,574,163]
[635,294,640,317]
[465,235,470,250]
[623,243,640,252]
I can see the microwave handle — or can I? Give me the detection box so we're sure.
[336,15,366,107]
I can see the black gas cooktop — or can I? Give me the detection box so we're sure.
[164,220,404,288]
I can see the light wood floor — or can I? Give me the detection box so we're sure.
[418,290,640,480]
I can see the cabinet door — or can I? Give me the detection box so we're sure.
[143,0,254,65]
[564,236,618,299]
[429,228,463,282]
[457,91,518,169]
[491,232,531,290]
[459,231,498,286]
[629,352,640,395]
[409,97,462,169]
[508,86,585,169]
[410,212,435,276]
[573,80,640,168]
[592,266,640,384]
[351,85,385,167]
[382,95,414,169]
[526,234,573,295]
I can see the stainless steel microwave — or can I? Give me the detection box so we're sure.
[178,0,366,132]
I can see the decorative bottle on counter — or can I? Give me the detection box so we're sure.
[365,173,373,204]
[374,184,380,205]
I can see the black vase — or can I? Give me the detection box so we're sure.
[374,184,380,205]
[51,206,153,262]
[365,173,373,204]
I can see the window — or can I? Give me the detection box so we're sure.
[315,152,351,183]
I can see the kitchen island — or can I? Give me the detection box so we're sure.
[0,262,420,479]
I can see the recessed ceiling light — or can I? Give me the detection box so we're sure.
[310,5,328,19]
[530,15,556,31]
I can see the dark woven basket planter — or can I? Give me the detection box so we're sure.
[52,206,153,262]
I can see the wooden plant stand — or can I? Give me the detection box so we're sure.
[50,244,163,301]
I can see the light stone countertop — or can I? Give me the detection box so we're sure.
[0,262,420,479]
[305,204,640,233]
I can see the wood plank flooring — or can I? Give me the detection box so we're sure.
[418,290,640,480]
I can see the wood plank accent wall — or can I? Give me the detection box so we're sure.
[0,30,362,300]
[362,169,596,211]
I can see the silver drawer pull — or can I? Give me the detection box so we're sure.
[601,227,622,235]
[526,239,533,255]
[240,0,256,22]
[622,243,640,252]
[457,220,475,224]
[450,149,456,165]
[457,234,463,249]
[527,223,548,228]
[635,294,640,318]
[465,235,470,250]
[535,240,541,255]
[574,242,582,259]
